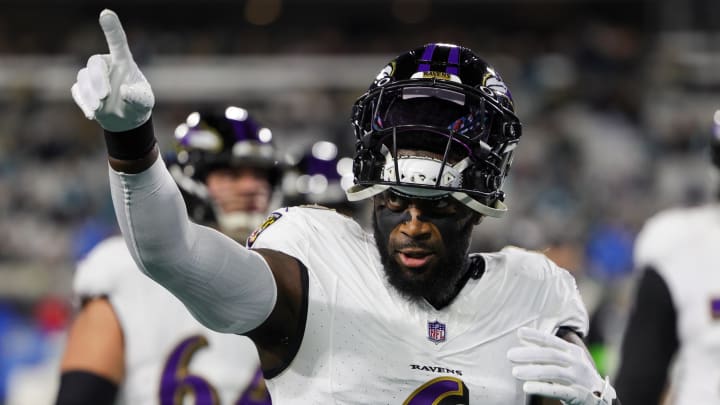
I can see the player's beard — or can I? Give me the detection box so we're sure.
[373,214,474,309]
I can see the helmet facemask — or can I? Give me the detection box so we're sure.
[348,79,521,217]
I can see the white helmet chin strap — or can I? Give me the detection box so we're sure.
[345,154,508,218]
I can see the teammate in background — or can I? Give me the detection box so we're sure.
[614,111,720,404]
[281,140,367,220]
[55,107,278,404]
[168,107,282,241]
[71,10,621,404]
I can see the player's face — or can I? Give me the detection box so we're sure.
[373,190,479,308]
[206,166,272,214]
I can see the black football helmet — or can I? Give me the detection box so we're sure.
[281,140,367,217]
[283,141,353,205]
[347,43,522,217]
[168,106,282,238]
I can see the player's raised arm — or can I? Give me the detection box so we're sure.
[71,10,296,342]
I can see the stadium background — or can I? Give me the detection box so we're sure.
[1,0,719,403]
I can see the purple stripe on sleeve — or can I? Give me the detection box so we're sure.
[446,46,460,75]
[417,44,437,72]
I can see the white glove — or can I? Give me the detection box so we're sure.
[71,9,154,132]
[507,327,616,405]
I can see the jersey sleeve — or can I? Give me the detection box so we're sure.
[543,259,590,337]
[614,266,678,404]
[73,235,139,303]
[633,209,683,269]
[501,246,590,336]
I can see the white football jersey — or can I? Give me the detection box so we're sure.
[250,206,588,404]
[74,236,270,405]
[634,205,720,404]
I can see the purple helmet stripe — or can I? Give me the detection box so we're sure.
[417,44,437,72]
[446,46,460,75]
[306,156,341,180]
[230,119,261,142]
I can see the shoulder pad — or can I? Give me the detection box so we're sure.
[73,236,139,298]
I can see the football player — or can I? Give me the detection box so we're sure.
[70,9,620,404]
[55,107,278,404]
[614,111,720,404]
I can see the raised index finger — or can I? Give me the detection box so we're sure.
[99,9,132,63]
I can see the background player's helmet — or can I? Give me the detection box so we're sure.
[347,43,522,217]
[168,106,282,237]
[711,109,720,168]
[282,140,363,217]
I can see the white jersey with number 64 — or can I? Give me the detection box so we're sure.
[75,236,270,405]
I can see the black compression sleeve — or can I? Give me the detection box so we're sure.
[55,370,118,405]
[614,266,678,404]
[103,118,156,160]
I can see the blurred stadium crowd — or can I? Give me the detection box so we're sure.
[1,0,719,403]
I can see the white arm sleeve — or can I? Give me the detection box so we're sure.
[108,155,277,333]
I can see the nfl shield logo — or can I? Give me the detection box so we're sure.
[427,320,446,344]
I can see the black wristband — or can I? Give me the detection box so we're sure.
[55,370,118,405]
[103,118,157,160]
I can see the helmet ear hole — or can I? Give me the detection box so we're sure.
[487,174,502,191]
[479,86,495,98]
